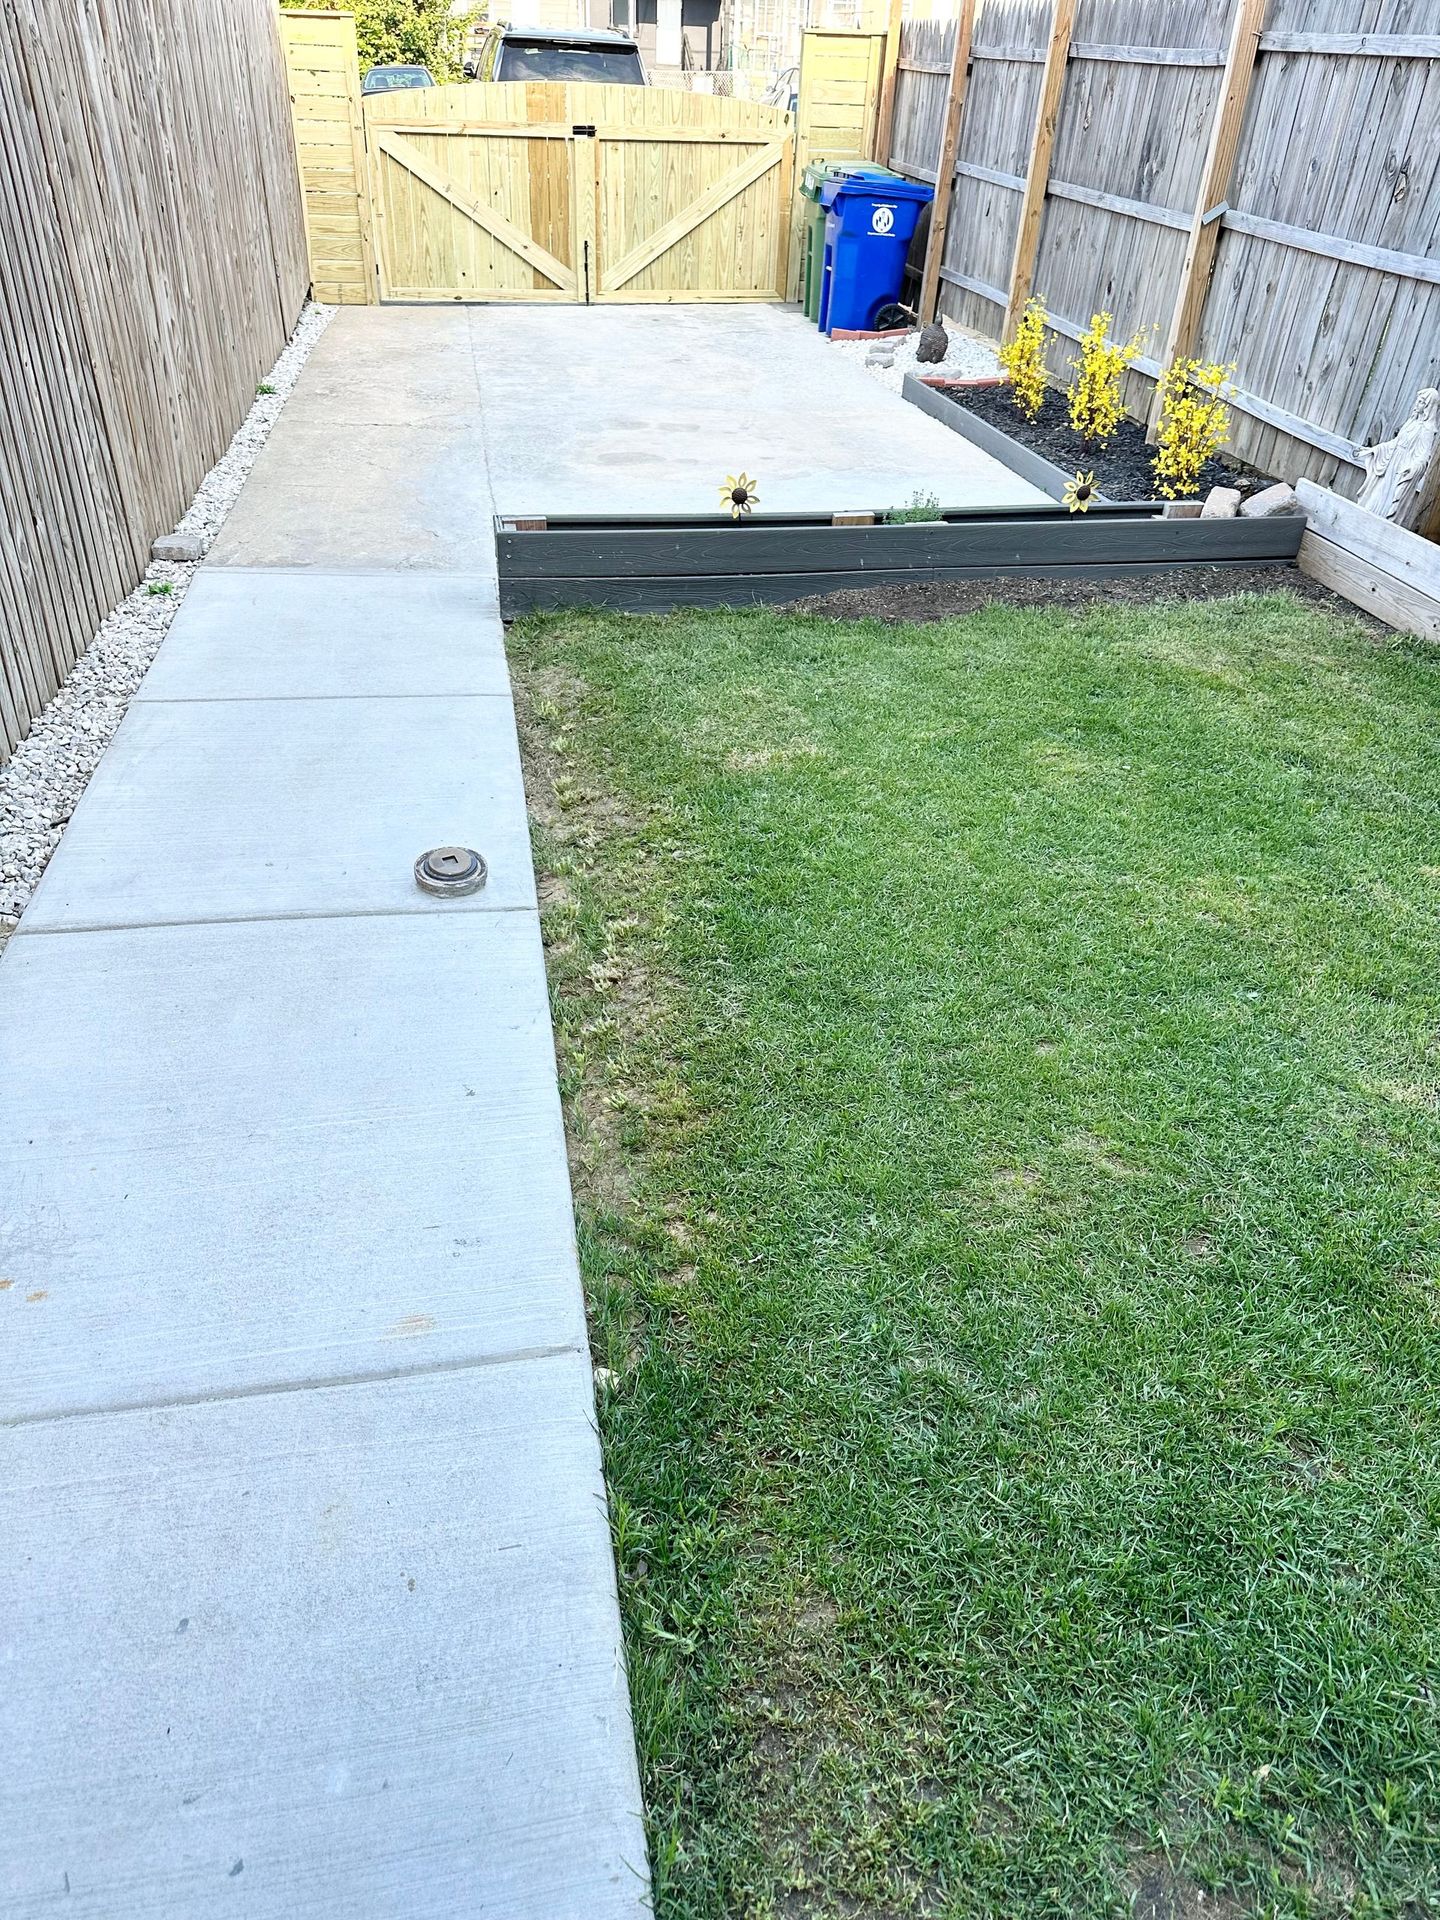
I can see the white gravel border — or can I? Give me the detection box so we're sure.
[829,321,1000,393]
[0,300,335,948]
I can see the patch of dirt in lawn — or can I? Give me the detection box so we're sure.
[511,660,651,1218]
[786,564,1375,627]
[946,384,1274,502]
[1126,1855,1248,1920]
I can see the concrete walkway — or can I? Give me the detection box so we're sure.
[0,304,1035,1918]
[0,310,644,1919]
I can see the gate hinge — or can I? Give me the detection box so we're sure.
[572,123,597,136]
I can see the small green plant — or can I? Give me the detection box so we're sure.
[1067,311,1149,447]
[888,490,942,524]
[146,580,174,597]
[998,297,1049,421]
[1152,357,1236,498]
[256,382,277,396]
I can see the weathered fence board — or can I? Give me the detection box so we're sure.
[886,0,1440,496]
[889,18,955,179]
[0,0,308,764]
[1298,478,1440,640]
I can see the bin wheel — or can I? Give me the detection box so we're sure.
[871,302,912,333]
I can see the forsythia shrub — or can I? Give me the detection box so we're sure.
[1152,358,1236,498]
[1067,312,1148,447]
[998,298,1049,421]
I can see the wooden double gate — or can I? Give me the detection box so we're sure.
[363,83,794,305]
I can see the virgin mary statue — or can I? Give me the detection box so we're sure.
[1357,388,1439,528]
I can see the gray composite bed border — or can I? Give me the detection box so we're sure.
[902,373,1089,502]
[495,502,1307,615]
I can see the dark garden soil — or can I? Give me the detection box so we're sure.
[787,563,1378,627]
[945,384,1275,502]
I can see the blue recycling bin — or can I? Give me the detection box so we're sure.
[817,170,934,334]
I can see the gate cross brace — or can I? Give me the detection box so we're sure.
[375,131,577,291]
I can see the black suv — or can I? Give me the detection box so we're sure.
[467,27,648,84]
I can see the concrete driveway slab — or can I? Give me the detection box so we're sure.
[0,913,585,1420]
[138,571,505,703]
[282,307,481,426]
[208,421,494,575]
[471,303,1048,516]
[0,1353,648,1920]
[21,693,533,929]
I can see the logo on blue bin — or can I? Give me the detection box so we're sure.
[870,205,896,235]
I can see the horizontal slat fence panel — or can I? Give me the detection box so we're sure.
[1035,0,1234,421]
[886,0,1440,503]
[0,0,308,763]
[1198,0,1440,486]
[889,18,956,179]
[939,0,1052,336]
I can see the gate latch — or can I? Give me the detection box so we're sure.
[572,123,597,136]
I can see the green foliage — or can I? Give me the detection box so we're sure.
[512,590,1440,1920]
[146,580,174,596]
[281,0,482,80]
[997,296,1049,421]
[886,490,942,524]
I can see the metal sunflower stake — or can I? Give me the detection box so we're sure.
[720,472,758,519]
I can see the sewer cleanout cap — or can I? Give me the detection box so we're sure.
[414,846,488,897]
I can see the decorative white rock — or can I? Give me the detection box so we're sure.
[1356,388,1440,529]
[1201,486,1242,518]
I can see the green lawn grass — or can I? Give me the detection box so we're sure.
[509,590,1440,1920]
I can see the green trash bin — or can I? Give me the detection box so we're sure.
[800,164,830,323]
[800,163,908,324]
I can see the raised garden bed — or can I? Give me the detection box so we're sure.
[904,374,1276,505]
[496,503,1307,616]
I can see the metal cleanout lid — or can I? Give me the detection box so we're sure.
[413,846,488,897]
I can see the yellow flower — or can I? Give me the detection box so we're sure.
[1066,312,1150,448]
[1152,359,1235,498]
[998,298,1049,422]
[1063,471,1097,514]
[721,472,758,519]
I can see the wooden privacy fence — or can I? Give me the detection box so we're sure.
[788,29,888,295]
[365,84,794,303]
[280,10,374,305]
[886,0,1440,498]
[0,0,309,764]
[278,20,799,308]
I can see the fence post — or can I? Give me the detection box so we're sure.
[917,0,978,325]
[872,0,906,168]
[1001,0,1076,342]
[1147,0,1266,436]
